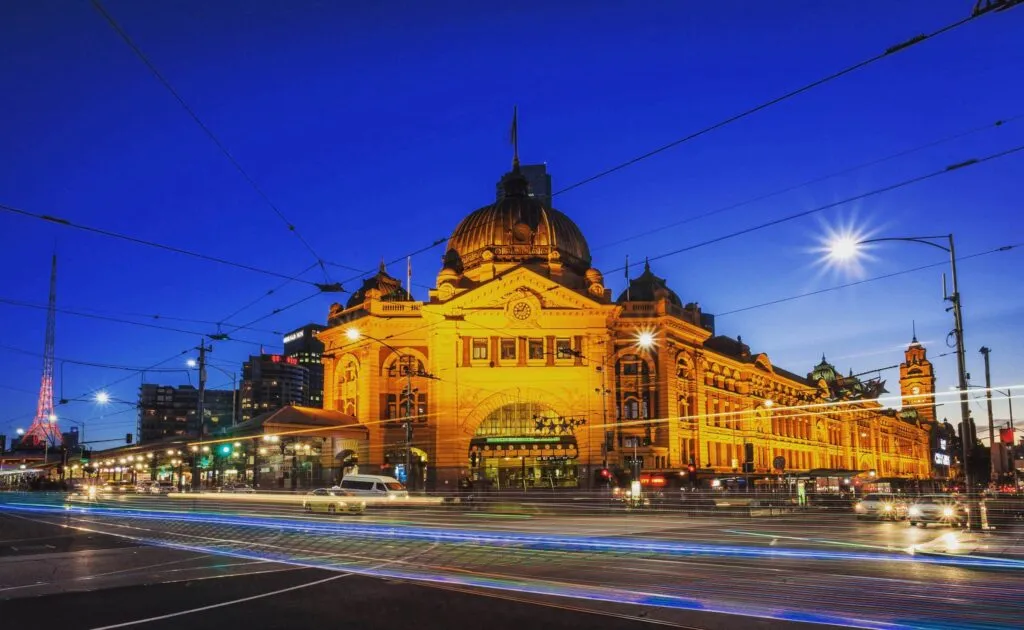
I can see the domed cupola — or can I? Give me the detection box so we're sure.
[346,260,410,309]
[810,354,840,384]
[616,259,682,306]
[442,163,591,278]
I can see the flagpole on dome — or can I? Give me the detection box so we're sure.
[625,254,630,301]
[406,255,412,301]
[510,106,520,172]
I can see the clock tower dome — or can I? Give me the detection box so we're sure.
[900,330,937,427]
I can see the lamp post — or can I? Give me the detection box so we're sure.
[828,233,979,528]
[346,327,435,491]
[189,359,238,428]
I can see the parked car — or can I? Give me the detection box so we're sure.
[854,493,908,520]
[302,488,366,515]
[908,495,967,527]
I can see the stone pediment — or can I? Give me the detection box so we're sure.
[442,267,604,313]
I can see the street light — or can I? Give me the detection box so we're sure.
[16,428,24,436]
[95,391,111,405]
[828,232,978,527]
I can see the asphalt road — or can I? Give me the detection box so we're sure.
[2,493,1023,629]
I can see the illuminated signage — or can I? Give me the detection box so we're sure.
[485,437,560,444]
[939,439,947,451]
[934,452,951,466]
[283,331,304,344]
[268,355,299,366]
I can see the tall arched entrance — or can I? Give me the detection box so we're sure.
[468,401,584,490]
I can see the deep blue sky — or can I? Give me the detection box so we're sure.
[1,1,1021,445]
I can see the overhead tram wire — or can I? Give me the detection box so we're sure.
[90,0,342,283]
[215,261,321,328]
[716,243,1021,317]
[0,295,267,347]
[0,343,189,373]
[551,4,1019,197]
[540,142,1024,292]
[594,114,1022,251]
[0,201,334,289]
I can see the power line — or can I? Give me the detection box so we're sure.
[716,244,1021,317]
[0,342,189,373]
[0,200,328,287]
[553,6,1017,197]
[0,295,267,347]
[215,262,320,328]
[606,143,1024,277]
[90,0,334,282]
[594,114,1021,252]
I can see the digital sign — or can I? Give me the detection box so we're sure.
[934,452,951,466]
[283,331,304,344]
[269,355,299,366]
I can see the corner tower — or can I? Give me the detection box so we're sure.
[900,331,937,427]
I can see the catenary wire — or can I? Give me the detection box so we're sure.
[716,244,1021,317]
[593,114,1021,251]
[89,0,346,281]
[552,5,1017,196]
[0,201,325,287]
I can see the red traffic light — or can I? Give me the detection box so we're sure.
[599,468,611,478]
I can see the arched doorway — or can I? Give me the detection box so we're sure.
[468,401,583,490]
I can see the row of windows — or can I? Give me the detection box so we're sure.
[470,338,574,361]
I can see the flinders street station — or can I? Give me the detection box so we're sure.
[318,156,939,492]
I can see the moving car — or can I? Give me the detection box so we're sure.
[302,488,366,515]
[218,483,255,494]
[337,474,409,500]
[908,495,967,527]
[854,493,908,520]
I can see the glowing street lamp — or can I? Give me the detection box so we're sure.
[186,359,197,368]
[95,391,111,405]
[824,231,978,526]
[16,428,24,436]
[345,328,361,342]
[636,330,656,350]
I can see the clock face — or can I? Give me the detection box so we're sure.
[911,386,921,395]
[512,302,533,321]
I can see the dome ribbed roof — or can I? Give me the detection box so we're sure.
[444,167,591,274]
[616,259,681,305]
[346,262,410,308]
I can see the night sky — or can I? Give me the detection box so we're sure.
[1,1,1021,445]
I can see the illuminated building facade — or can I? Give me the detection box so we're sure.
[137,384,236,443]
[240,354,309,423]
[284,324,327,408]
[320,160,933,490]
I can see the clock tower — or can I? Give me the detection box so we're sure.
[900,332,937,427]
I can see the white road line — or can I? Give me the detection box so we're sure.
[88,572,347,629]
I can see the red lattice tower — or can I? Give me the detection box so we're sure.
[22,255,61,448]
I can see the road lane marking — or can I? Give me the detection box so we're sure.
[88,571,347,629]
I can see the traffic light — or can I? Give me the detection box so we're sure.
[686,464,696,475]
[220,444,231,455]
[599,468,611,479]
[470,452,477,467]
[125,433,133,444]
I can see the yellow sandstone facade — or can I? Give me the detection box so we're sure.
[319,161,934,490]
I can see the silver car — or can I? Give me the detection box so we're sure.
[907,495,967,527]
[854,493,908,520]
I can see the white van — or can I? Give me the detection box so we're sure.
[338,474,409,499]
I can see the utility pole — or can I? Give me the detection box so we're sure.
[980,347,996,482]
[404,361,414,492]
[191,341,211,491]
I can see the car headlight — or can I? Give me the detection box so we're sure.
[854,503,865,512]
[883,504,892,512]
[908,507,921,517]
[943,507,954,517]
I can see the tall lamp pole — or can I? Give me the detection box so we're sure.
[829,233,979,528]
